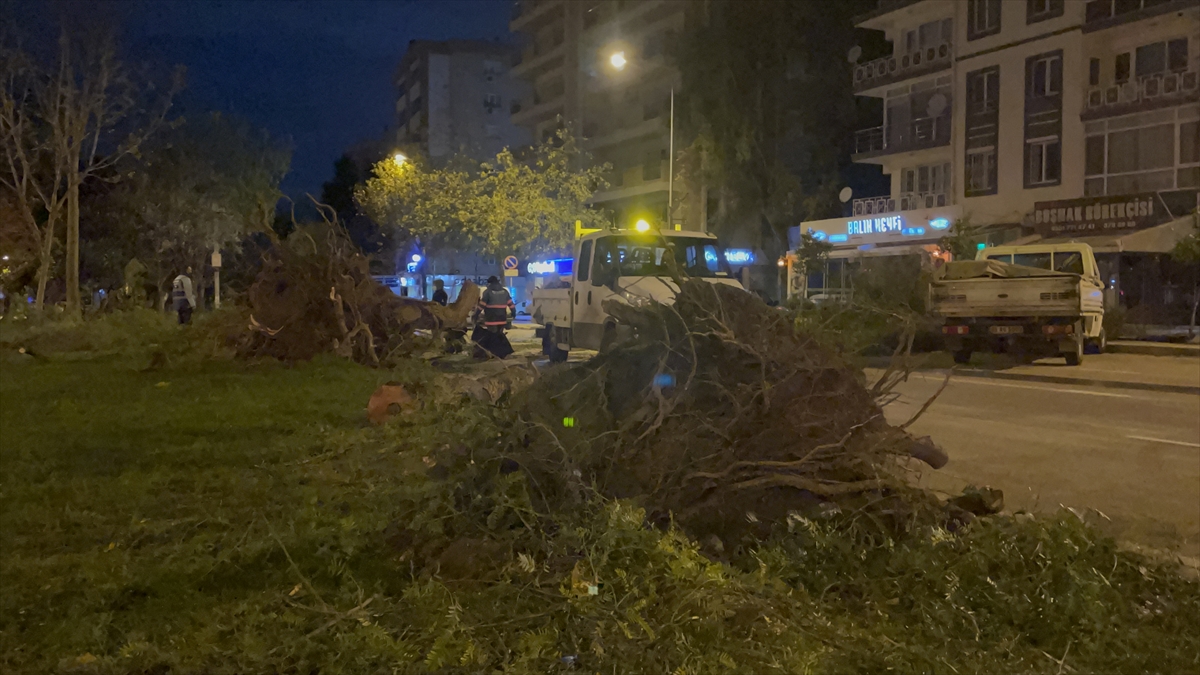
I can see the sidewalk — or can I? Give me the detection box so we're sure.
[1107,340,1200,357]
[955,352,1200,395]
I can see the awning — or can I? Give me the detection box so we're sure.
[1006,214,1197,253]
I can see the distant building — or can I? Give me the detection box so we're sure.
[395,39,532,163]
[793,0,1198,323]
[509,0,699,231]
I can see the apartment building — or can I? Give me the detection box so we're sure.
[395,40,531,164]
[792,0,1199,319]
[509,0,696,229]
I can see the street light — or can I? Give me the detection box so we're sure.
[393,152,408,167]
[607,51,675,231]
[634,219,651,233]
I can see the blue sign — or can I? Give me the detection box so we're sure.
[526,258,574,276]
[929,217,951,230]
[829,234,849,243]
[901,227,926,236]
[848,215,903,236]
[724,249,755,265]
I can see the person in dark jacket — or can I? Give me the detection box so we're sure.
[431,279,448,306]
[471,276,515,359]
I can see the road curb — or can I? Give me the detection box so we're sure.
[954,368,1200,396]
[1107,341,1200,357]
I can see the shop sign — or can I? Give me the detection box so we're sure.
[724,249,755,264]
[847,215,903,236]
[1032,193,1167,236]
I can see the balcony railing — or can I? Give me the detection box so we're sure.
[854,115,952,157]
[1083,69,1200,118]
[853,42,953,93]
[1084,0,1197,31]
[851,191,949,216]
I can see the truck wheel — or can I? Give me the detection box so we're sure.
[1086,328,1107,354]
[952,349,973,365]
[1064,332,1084,366]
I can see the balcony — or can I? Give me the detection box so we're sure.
[513,41,565,79]
[851,191,949,217]
[1082,69,1200,120]
[853,115,951,159]
[853,42,953,94]
[1083,0,1199,33]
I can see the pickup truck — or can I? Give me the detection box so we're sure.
[930,242,1105,366]
[531,228,744,361]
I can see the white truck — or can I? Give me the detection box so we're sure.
[531,228,744,361]
[930,242,1105,366]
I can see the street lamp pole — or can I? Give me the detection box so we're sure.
[667,87,674,230]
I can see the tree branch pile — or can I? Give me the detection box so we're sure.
[514,280,946,544]
[238,226,478,364]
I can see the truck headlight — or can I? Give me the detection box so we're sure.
[619,290,654,308]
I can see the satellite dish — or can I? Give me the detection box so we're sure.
[847,46,863,63]
[926,93,948,118]
[838,187,853,203]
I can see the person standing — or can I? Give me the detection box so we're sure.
[172,267,197,324]
[431,278,449,306]
[472,275,515,359]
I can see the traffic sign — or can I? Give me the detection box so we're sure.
[504,269,518,277]
[503,255,518,270]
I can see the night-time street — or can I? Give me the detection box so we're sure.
[3,0,1200,672]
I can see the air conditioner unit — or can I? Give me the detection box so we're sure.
[938,43,950,59]
[1142,75,1162,98]
[1088,88,1103,108]
[1162,72,1180,95]
[1105,85,1120,104]
[924,194,935,208]
[936,194,947,207]
[912,51,922,66]
[900,196,913,211]
[886,198,897,212]
[926,47,936,61]
[1119,82,1137,102]
[853,201,864,215]
[902,54,911,68]
[1182,71,1199,91]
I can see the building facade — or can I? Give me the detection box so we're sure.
[395,40,532,164]
[793,0,1199,321]
[509,0,698,230]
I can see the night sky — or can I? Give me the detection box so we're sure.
[9,0,513,197]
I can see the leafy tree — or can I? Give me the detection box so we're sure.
[675,0,879,263]
[321,153,388,255]
[106,112,290,308]
[938,216,985,262]
[357,129,608,257]
[1171,215,1200,336]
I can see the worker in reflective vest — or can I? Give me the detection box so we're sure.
[479,276,515,328]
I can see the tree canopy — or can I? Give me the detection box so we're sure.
[356,129,608,257]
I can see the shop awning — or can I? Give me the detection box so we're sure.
[1005,214,1197,253]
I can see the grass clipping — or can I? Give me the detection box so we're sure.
[514,280,942,546]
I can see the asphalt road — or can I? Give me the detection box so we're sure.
[884,371,1200,557]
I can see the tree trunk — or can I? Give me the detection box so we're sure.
[194,254,207,312]
[64,169,81,317]
[1190,285,1198,339]
[33,219,56,311]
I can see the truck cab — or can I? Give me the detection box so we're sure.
[531,228,743,361]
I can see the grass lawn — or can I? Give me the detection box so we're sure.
[0,353,409,672]
[2,340,1198,674]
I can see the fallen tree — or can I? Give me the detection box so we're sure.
[240,222,478,364]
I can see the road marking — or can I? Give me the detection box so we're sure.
[946,377,1134,398]
[1126,435,1200,448]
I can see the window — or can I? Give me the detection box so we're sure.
[1085,135,1106,175]
[1026,137,1062,186]
[1089,58,1100,86]
[483,60,503,81]
[1029,53,1062,97]
[968,0,1002,40]
[1115,53,1131,83]
[1168,38,1189,72]
[1136,42,1166,78]
[1054,252,1084,275]
[483,93,502,114]
[643,150,662,181]
[1012,252,1051,269]
[510,101,522,115]
[591,236,729,280]
[1026,0,1064,24]
[644,32,662,59]
[576,241,592,282]
[1181,121,1199,164]
[966,148,997,195]
[968,68,999,113]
